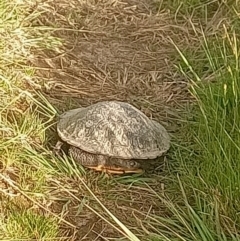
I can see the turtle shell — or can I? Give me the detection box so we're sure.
[57,101,170,159]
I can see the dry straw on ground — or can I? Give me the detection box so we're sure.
[28,0,192,119]
[21,0,200,240]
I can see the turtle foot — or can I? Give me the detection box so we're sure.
[53,140,64,156]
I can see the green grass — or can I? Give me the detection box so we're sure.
[160,13,240,241]
[1,209,59,240]
[1,0,240,240]
[0,0,63,239]
[159,0,234,19]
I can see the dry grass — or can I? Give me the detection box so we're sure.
[28,0,193,115]
[43,172,169,240]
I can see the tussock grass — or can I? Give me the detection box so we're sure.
[162,6,240,240]
[1,209,58,240]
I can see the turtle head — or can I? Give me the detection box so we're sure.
[106,158,143,174]
[58,107,85,120]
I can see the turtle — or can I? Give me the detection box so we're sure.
[54,101,170,174]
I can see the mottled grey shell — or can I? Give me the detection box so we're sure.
[57,101,170,159]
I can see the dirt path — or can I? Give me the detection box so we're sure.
[28,0,193,239]
[30,0,191,118]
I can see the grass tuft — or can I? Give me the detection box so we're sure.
[1,209,59,240]
[168,10,240,240]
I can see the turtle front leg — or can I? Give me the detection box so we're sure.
[68,146,110,171]
[53,140,64,156]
